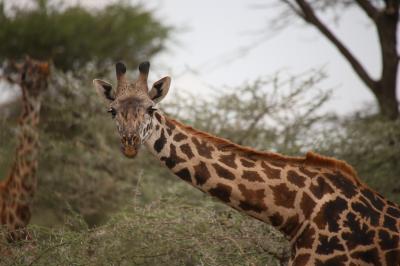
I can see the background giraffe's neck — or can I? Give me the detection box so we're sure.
[0,59,49,242]
[5,85,41,201]
[145,111,307,240]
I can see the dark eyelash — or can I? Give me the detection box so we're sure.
[108,107,117,118]
[148,106,157,115]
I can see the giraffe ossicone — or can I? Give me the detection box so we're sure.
[93,62,400,266]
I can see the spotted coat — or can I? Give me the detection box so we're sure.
[144,112,400,266]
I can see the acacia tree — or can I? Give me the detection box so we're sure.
[0,0,171,71]
[274,0,399,120]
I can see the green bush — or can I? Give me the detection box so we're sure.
[0,0,171,71]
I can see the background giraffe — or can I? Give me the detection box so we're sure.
[93,62,400,266]
[0,59,50,242]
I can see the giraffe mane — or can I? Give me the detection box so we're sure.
[167,117,361,185]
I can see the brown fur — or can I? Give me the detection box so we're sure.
[167,116,361,185]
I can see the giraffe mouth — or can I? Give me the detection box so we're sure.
[121,144,139,158]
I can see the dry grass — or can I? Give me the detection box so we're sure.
[1,196,289,266]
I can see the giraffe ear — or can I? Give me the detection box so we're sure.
[93,79,115,102]
[148,76,171,103]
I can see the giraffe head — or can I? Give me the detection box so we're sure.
[93,62,171,158]
[4,58,50,97]
[20,59,50,97]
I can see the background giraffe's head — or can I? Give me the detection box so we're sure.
[3,58,50,97]
[20,59,50,97]
[93,62,171,158]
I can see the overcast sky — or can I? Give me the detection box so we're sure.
[2,0,398,115]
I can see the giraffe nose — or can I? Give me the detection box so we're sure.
[121,134,140,158]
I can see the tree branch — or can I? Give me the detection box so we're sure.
[293,0,378,92]
[384,0,399,16]
[354,0,379,20]
[281,0,304,18]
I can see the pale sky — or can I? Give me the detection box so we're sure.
[2,0,398,115]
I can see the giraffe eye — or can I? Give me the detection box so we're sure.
[147,106,157,115]
[108,107,117,118]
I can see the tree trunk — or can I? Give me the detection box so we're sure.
[374,4,399,120]
[291,0,399,120]
[373,83,398,120]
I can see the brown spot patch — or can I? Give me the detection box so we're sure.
[261,162,281,179]
[154,112,162,123]
[383,215,398,232]
[209,183,232,203]
[378,229,399,251]
[240,158,255,168]
[212,163,236,180]
[350,248,381,265]
[316,234,345,255]
[325,172,357,198]
[242,170,264,182]
[300,192,316,219]
[342,212,375,249]
[385,249,400,266]
[299,166,318,178]
[291,254,310,266]
[296,225,316,249]
[193,161,211,186]
[271,183,297,208]
[287,170,306,188]
[175,168,192,183]
[173,133,188,142]
[269,212,284,227]
[315,255,347,266]
[153,129,166,153]
[314,196,347,231]
[218,153,236,168]
[238,184,267,213]
[160,144,186,169]
[270,161,286,168]
[165,119,176,135]
[281,214,300,237]
[192,137,214,159]
[361,188,385,211]
[309,176,334,199]
[180,144,194,159]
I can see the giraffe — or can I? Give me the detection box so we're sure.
[0,59,50,243]
[93,62,400,266]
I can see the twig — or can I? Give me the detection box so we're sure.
[28,241,71,266]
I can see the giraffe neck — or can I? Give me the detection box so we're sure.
[3,87,41,215]
[145,111,310,240]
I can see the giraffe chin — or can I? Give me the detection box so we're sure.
[121,145,138,158]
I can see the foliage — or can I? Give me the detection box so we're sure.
[315,113,400,203]
[0,196,289,266]
[0,0,171,71]
[165,69,333,155]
